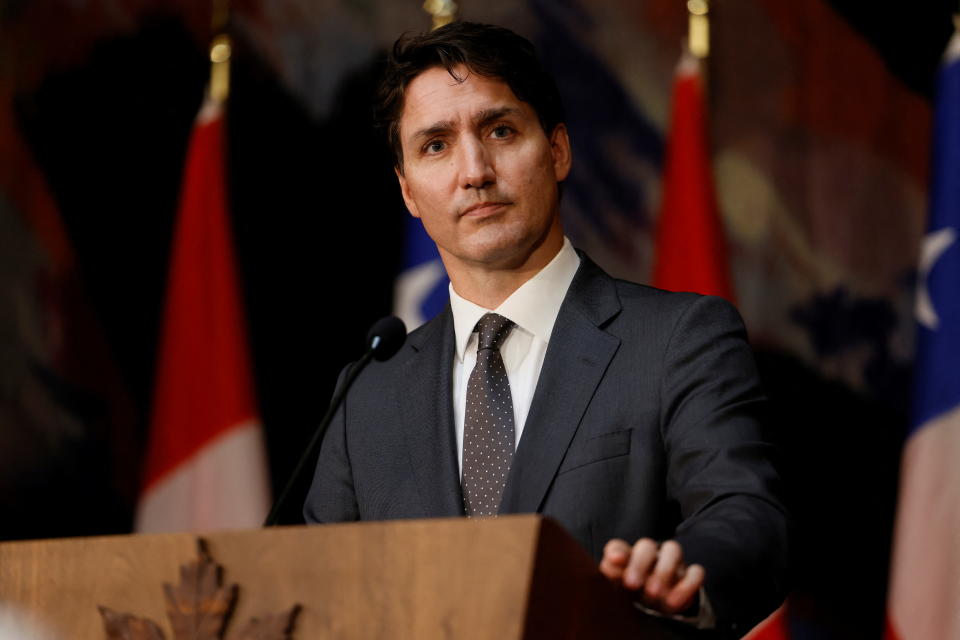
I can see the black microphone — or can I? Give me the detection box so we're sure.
[264,315,407,526]
[367,315,406,361]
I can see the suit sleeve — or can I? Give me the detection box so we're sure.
[303,364,361,524]
[661,295,788,636]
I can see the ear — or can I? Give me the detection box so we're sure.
[549,123,572,182]
[395,166,421,218]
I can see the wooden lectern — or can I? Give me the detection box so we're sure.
[0,515,697,639]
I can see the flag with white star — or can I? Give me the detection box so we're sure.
[886,17,960,640]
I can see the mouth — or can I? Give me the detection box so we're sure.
[460,201,511,217]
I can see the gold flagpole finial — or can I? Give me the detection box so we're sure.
[423,0,458,31]
[687,0,709,59]
[209,0,232,104]
[209,33,232,104]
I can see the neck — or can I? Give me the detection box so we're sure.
[444,230,564,309]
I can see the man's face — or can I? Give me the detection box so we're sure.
[396,66,571,273]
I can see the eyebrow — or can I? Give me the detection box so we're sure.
[408,106,522,145]
[410,120,455,144]
[475,106,520,127]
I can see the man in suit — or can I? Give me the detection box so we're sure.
[305,22,787,636]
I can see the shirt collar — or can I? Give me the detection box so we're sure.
[449,237,581,362]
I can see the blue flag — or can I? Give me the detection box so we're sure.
[393,217,450,329]
[912,27,960,432]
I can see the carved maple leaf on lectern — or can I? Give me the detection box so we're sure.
[99,539,299,640]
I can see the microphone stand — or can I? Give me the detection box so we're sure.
[263,349,374,527]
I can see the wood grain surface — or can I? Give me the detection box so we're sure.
[0,515,675,640]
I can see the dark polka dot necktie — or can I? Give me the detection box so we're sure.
[462,313,516,517]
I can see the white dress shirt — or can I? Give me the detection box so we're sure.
[449,237,580,473]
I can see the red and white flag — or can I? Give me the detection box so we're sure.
[654,51,793,639]
[652,53,734,302]
[135,97,271,532]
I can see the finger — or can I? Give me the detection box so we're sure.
[662,563,705,614]
[624,538,658,590]
[599,539,631,581]
[645,539,683,601]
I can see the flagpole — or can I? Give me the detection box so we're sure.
[209,0,231,105]
[687,0,710,60]
[423,0,458,30]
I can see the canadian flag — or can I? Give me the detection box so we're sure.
[654,51,793,639]
[135,96,271,532]
[652,53,734,302]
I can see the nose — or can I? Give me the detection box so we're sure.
[458,136,496,190]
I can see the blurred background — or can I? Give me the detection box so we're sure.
[1,0,956,637]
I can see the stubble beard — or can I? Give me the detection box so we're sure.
[445,209,560,274]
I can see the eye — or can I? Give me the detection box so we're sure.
[424,139,446,154]
[491,125,514,139]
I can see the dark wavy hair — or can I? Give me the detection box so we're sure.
[376,21,566,173]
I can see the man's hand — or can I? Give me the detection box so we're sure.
[599,538,705,615]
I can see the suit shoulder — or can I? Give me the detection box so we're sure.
[611,277,697,305]
[613,277,739,316]
[571,253,744,332]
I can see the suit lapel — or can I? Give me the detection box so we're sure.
[397,308,465,517]
[500,257,622,514]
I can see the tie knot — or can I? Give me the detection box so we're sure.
[475,313,514,351]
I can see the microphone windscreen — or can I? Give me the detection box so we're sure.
[367,316,407,361]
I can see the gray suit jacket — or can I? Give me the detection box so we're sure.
[305,255,787,636]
